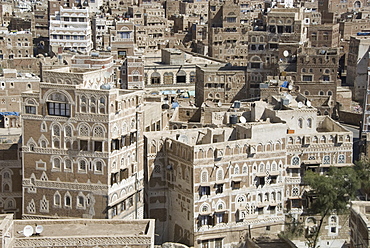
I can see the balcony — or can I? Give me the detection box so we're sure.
[50,26,90,32]
[285,177,301,184]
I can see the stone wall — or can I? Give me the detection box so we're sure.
[338,110,362,126]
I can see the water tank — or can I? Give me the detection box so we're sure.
[229,115,237,124]
[100,84,111,90]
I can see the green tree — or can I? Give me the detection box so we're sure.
[282,213,304,239]
[303,166,360,248]
[354,157,370,194]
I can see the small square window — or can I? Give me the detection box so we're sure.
[251,63,260,68]
[303,75,313,81]
[94,141,102,152]
[232,181,241,190]
[200,186,210,196]
[36,161,46,170]
[80,140,88,151]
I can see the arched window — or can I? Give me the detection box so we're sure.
[90,97,96,113]
[95,161,103,173]
[41,122,47,132]
[338,154,345,163]
[323,155,330,164]
[151,72,160,84]
[291,156,300,166]
[271,162,277,171]
[201,204,209,212]
[79,160,86,171]
[216,168,223,181]
[237,195,246,203]
[64,159,72,170]
[3,183,10,192]
[53,157,61,170]
[277,191,281,201]
[77,194,85,208]
[234,165,240,174]
[298,118,303,128]
[163,72,173,84]
[201,171,208,183]
[307,118,312,128]
[53,125,60,136]
[271,192,276,201]
[99,97,106,114]
[93,126,104,137]
[330,216,337,223]
[292,187,299,196]
[27,199,35,213]
[65,192,72,207]
[54,192,61,207]
[154,164,161,174]
[242,165,248,174]
[40,195,49,213]
[259,163,264,172]
[80,96,87,113]
[25,99,37,114]
[79,124,89,136]
[65,125,72,137]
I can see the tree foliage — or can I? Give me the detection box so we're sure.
[354,157,370,194]
[282,214,304,239]
[303,166,360,248]
[304,166,359,215]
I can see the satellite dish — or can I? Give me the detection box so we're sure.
[217,101,222,107]
[23,225,33,237]
[298,102,304,108]
[283,50,289,57]
[288,84,293,90]
[307,100,312,108]
[240,116,247,123]
[35,225,44,234]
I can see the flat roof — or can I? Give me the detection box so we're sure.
[14,219,151,238]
